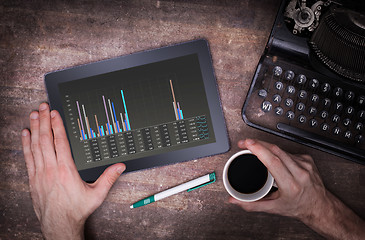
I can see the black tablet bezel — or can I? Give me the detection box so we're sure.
[45,39,230,182]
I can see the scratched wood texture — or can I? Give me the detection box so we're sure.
[1,0,364,239]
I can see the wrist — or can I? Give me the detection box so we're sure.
[299,190,365,239]
[299,189,333,226]
[41,217,85,240]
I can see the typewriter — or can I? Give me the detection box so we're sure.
[242,0,365,164]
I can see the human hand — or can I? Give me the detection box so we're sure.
[229,138,325,220]
[21,103,126,240]
[229,139,365,239]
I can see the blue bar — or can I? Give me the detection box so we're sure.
[101,126,105,136]
[110,124,114,134]
[125,113,131,130]
[121,90,131,130]
[111,102,118,132]
[90,128,93,139]
[177,107,181,120]
[116,121,120,133]
[124,120,129,131]
[81,130,85,140]
[112,102,120,133]
[121,90,128,114]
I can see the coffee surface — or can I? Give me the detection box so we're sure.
[228,154,268,194]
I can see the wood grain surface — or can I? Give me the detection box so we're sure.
[1,0,364,239]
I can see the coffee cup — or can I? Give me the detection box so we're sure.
[223,150,276,202]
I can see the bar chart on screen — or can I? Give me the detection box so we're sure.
[62,76,212,164]
[75,90,132,141]
[70,79,189,141]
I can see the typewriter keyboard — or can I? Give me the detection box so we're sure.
[242,56,365,164]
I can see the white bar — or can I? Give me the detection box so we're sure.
[82,104,91,137]
[108,99,116,132]
[120,113,126,132]
[172,102,178,120]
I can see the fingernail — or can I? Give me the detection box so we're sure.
[39,103,48,111]
[22,129,28,136]
[245,139,255,146]
[30,112,39,119]
[116,166,124,174]
[237,140,245,147]
[51,111,56,118]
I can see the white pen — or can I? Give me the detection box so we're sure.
[130,172,216,209]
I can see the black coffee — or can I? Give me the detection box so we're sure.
[228,154,268,194]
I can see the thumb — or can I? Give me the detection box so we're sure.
[93,163,126,198]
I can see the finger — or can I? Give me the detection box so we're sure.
[244,139,293,188]
[229,197,278,214]
[263,143,305,176]
[292,154,322,184]
[239,139,296,172]
[295,154,316,171]
[29,111,44,172]
[92,163,126,200]
[243,140,300,171]
[50,110,74,167]
[21,129,36,179]
[39,103,57,169]
[239,139,276,151]
[237,140,246,149]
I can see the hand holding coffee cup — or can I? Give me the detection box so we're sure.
[225,139,365,240]
[223,150,276,202]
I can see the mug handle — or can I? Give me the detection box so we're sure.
[269,180,278,194]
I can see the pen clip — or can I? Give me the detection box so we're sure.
[187,172,216,192]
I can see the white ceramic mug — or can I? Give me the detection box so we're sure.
[223,150,276,202]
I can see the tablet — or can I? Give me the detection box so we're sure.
[45,39,229,182]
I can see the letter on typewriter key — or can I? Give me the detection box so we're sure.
[355,123,363,131]
[298,90,307,99]
[298,115,306,123]
[344,131,352,139]
[321,123,329,131]
[286,111,295,120]
[310,119,318,127]
[333,127,341,135]
[273,94,282,103]
[275,107,284,116]
[275,82,284,91]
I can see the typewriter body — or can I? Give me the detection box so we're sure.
[242,0,365,164]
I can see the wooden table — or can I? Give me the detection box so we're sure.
[1,0,364,239]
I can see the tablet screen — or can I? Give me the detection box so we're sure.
[59,54,216,171]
